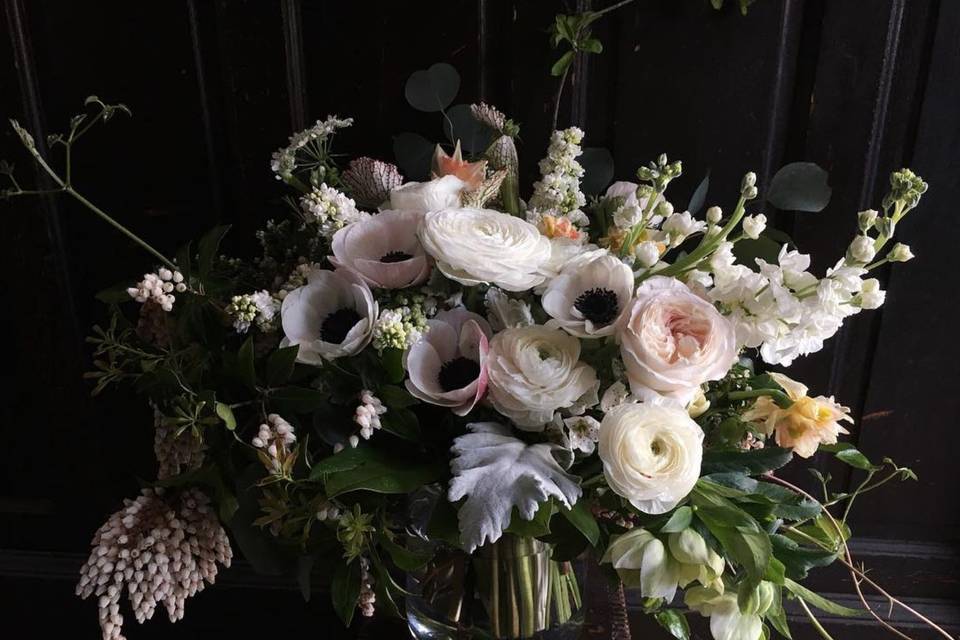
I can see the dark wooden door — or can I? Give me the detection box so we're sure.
[2,1,958,638]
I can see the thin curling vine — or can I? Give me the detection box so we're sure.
[1,96,177,269]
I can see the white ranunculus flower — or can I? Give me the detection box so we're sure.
[619,276,737,405]
[419,207,552,292]
[598,403,703,514]
[404,307,491,416]
[280,269,378,364]
[487,325,599,429]
[329,209,431,289]
[389,174,465,214]
[542,251,634,338]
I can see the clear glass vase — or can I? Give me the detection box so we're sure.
[406,535,586,640]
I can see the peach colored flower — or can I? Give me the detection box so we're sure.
[433,141,487,191]
[539,214,582,241]
[743,373,852,458]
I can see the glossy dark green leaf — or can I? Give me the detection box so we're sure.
[196,225,231,284]
[379,535,433,572]
[766,162,832,212]
[784,578,861,617]
[271,386,327,413]
[331,560,362,626]
[324,449,445,497]
[379,406,421,442]
[551,50,575,77]
[382,347,405,384]
[505,500,556,538]
[377,384,419,409]
[404,63,460,112]
[770,534,837,581]
[559,500,600,545]
[660,506,694,533]
[266,344,299,386]
[701,447,793,475]
[236,337,256,390]
[654,609,690,639]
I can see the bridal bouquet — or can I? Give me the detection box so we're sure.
[3,70,932,640]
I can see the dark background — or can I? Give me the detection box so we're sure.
[1,1,958,638]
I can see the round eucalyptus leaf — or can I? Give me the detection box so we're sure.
[404,63,460,113]
[687,170,711,214]
[443,104,493,155]
[733,233,787,270]
[393,132,435,181]
[766,162,832,212]
[580,147,614,195]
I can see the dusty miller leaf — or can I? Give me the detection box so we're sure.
[448,422,582,553]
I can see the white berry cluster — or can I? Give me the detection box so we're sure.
[225,290,279,334]
[75,488,232,640]
[340,157,404,208]
[127,268,186,312]
[153,407,205,481]
[270,115,353,181]
[252,414,297,476]
[299,183,368,239]
[353,390,387,440]
[357,556,377,618]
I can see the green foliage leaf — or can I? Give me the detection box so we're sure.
[381,348,405,384]
[551,50,575,77]
[701,447,793,475]
[692,482,772,582]
[236,337,256,390]
[95,282,134,304]
[331,560,362,626]
[196,225,231,284]
[175,240,193,285]
[309,446,369,479]
[215,402,236,430]
[505,500,556,538]
[784,578,861,617]
[379,535,433,572]
[266,345,299,387]
[580,147,615,195]
[654,609,691,639]
[559,500,600,545]
[379,406,421,441]
[770,534,837,581]
[297,555,314,602]
[766,162,832,213]
[323,448,445,497]
[228,464,291,576]
[393,132,434,181]
[377,384,419,409]
[404,62,460,112]
[660,506,694,533]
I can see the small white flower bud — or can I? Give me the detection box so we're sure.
[158,268,173,281]
[635,241,660,268]
[349,435,360,448]
[655,200,674,218]
[847,235,877,264]
[858,209,879,232]
[742,213,767,240]
[706,206,722,224]
[888,242,914,262]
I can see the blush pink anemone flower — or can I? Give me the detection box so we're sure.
[330,209,431,289]
[404,307,491,416]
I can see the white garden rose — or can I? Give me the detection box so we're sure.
[388,174,465,214]
[419,207,552,291]
[487,325,598,429]
[619,276,737,405]
[542,250,634,338]
[280,269,378,364]
[598,403,703,514]
[329,209,431,289]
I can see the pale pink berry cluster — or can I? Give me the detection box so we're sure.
[76,488,232,640]
[341,156,403,208]
[353,390,386,440]
[252,414,297,475]
[358,556,377,618]
[127,268,186,312]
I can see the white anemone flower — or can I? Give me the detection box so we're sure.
[542,251,634,338]
[404,308,492,416]
[330,209,431,289]
[280,269,378,364]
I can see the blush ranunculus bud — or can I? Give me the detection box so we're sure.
[389,174,465,214]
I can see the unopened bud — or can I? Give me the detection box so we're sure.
[655,200,674,218]
[741,172,757,190]
[847,235,876,264]
[742,213,767,240]
[888,242,914,262]
[706,206,723,224]
[635,241,660,268]
[858,209,878,232]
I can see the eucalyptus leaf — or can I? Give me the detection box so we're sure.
[687,171,710,215]
[393,132,434,181]
[580,147,614,195]
[404,63,460,112]
[766,162,832,212]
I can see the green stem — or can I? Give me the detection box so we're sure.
[799,598,837,640]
